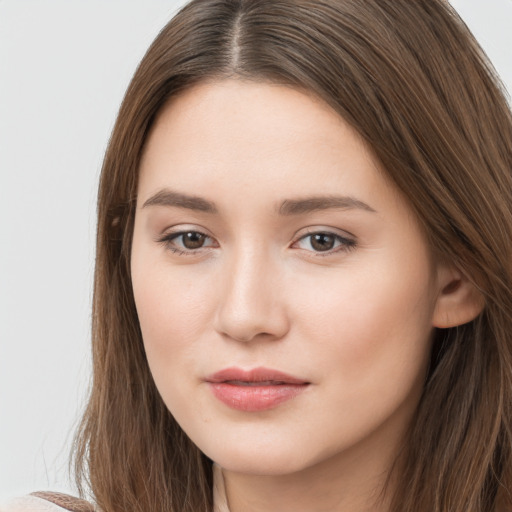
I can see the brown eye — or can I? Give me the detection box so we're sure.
[159,230,216,254]
[180,232,207,249]
[294,231,356,255]
[310,233,336,251]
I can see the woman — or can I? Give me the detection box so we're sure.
[5,0,512,511]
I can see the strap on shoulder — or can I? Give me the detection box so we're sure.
[29,492,95,512]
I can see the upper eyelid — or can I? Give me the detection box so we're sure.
[159,230,215,245]
[294,225,356,241]
[156,218,355,234]
[157,225,213,240]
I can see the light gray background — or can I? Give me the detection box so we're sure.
[0,0,511,502]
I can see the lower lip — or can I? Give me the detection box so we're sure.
[208,382,308,412]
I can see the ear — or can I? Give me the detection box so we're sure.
[432,264,485,328]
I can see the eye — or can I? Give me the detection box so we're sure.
[158,230,217,255]
[175,231,209,249]
[294,231,356,254]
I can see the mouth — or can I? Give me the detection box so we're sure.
[205,367,310,412]
[219,380,290,386]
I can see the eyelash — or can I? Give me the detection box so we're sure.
[157,229,357,257]
[293,230,357,255]
[158,231,217,256]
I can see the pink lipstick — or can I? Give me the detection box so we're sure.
[206,367,309,412]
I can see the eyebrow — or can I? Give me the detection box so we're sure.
[142,188,376,215]
[278,196,376,215]
[142,189,218,213]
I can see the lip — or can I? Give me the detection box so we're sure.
[205,367,310,412]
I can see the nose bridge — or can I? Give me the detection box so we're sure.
[214,241,289,342]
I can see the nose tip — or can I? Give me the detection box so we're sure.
[215,313,287,343]
[213,258,290,343]
[214,294,290,343]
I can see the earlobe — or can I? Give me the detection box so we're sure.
[432,266,485,328]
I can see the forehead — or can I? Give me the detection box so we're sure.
[138,79,395,211]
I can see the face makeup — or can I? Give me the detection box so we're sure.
[131,79,445,480]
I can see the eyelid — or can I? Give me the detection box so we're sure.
[156,226,218,255]
[294,225,356,240]
[156,224,215,242]
[155,225,357,257]
[291,227,357,256]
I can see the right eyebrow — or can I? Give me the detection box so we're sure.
[141,189,218,214]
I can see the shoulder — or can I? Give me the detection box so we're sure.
[1,493,95,512]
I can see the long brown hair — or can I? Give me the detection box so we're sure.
[73,1,512,511]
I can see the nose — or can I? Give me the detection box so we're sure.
[213,247,290,343]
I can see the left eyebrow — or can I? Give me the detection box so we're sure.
[278,195,376,215]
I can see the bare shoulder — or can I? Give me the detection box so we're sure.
[1,493,95,512]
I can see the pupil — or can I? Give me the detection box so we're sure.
[311,233,334,251]
[183,232,205,249]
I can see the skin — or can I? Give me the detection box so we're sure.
[131,79,457,512]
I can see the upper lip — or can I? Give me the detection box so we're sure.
[206,366,309,385]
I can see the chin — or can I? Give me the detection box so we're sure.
[196,432,329,476]
[211,451,314,476]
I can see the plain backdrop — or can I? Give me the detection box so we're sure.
[0,0,511,502]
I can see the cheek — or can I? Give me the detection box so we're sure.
[131,263,217,423]
[133,267,212,350]
[131,250,220,401]
[290,253,436,388]
[284,268,435,456]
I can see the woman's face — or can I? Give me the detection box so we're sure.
[131,79,445,476]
